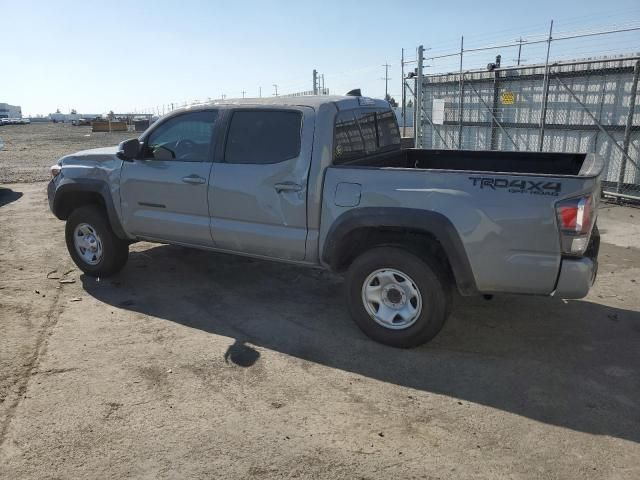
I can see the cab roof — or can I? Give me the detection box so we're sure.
[180,95,390,111]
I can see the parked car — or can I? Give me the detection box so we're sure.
[47,95,602,347]
[0,118,29,125]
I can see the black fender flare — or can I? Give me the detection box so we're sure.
[50,178,129,239]
[322,207,478,295]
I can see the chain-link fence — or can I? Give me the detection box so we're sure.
[406,22,640,201]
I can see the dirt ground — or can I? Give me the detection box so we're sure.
[1,125,639,479]
[0,123,133,183]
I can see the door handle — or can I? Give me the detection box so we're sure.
[182,175,206,185]
[274,182,303,193]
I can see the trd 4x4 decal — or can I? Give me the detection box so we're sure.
[469,177,562,196]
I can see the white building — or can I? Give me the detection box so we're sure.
[0,103,22,119]
[49,113,102,122]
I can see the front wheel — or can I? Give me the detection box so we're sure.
[65,205,129,277]
[345,247,451,348]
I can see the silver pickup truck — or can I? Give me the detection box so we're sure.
[48,95,602,347]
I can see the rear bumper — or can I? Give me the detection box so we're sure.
[554,226,600,299]
[554,257,598,299]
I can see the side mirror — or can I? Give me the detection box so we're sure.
[117,138,140,161]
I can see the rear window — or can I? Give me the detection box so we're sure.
[224,110,302,164]
[334,108,400,164]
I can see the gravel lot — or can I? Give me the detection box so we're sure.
[0,123,133,183]
[0,127,639,479]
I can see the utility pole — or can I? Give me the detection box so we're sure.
[313,69,318,95]
[321,74,325,93]
[273,84,279,96]
[241,90,246,98]
[516,37,524,65]
[221,94,226,100]
[259,86,262,98]
[382,63,391,99]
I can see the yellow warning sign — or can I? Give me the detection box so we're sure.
[501,91,515,105]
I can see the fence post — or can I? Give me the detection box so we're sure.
[401,48,406,138]
[415,45,424,148]
[593,76,608,154]
[468,78,519,150]
[538,20,554,151]
[458,36,464,149]
[404,80,450,149]
[617,60,640,194]
[490,68,500,150]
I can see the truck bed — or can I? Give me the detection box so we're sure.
[322,147,603,297]
[337,148,598,177]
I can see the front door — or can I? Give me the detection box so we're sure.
[120,110,218,246]
[208,107,313,261]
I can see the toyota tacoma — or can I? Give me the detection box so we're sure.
[48,95,602,347]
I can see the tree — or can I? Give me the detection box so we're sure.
[384,94,398,107]
[55,108,61,114]
[70,109,77,115]
[108,110,115,120]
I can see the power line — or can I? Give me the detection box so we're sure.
[423,24,640,62]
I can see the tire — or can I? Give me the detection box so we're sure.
[345,247,452,348]
[65,205,129,277]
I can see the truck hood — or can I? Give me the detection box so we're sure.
[66,145,119,159]
[58,145,119,166]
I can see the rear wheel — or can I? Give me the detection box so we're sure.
[65,205,128,277]
[346,247,451,348]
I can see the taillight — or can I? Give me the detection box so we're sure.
[555,194,597,256]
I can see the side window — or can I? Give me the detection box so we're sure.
[145,110,218,162]
[354,110,378,154]
[334,111,365,162]
[376,109,401,148]
[333,108,401,165]
[224,110,302,164]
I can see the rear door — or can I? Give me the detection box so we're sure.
[119,110,219,246]
[208,107,313,260]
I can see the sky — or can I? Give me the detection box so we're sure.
[1,0,639,116]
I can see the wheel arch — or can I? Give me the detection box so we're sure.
[322,207,478,296]
[52,179,128,239]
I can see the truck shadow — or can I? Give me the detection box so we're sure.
[82,243,640,444]
[0,187,23,207]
